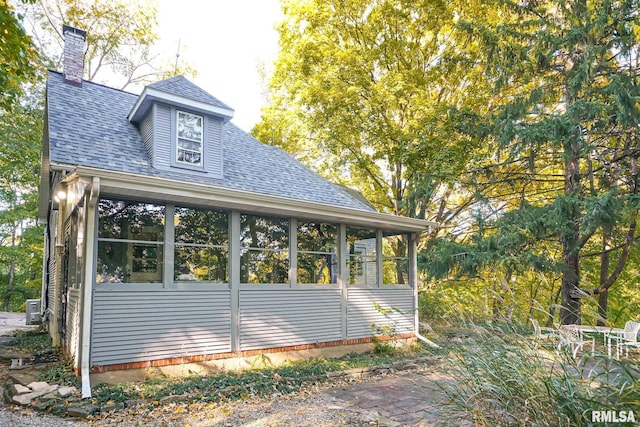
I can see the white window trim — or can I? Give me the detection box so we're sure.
[176,110,204,167]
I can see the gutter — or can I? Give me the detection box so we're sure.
[56,165,437,233]
[80,177,100,398]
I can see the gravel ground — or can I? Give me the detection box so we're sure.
[0,376,394,427]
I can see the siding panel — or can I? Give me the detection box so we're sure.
[140,107,154,160]
[153,104,172,169]
[91,289,231,365]
[204,116,223,178]
[347,288,414,339]
[239,289,342,351]
[65,288,80,358]
[46,210,57,316]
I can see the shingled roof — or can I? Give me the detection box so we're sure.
[147,76,233,111]
[45,71,376,213]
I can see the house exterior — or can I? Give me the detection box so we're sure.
[38,26,433,395]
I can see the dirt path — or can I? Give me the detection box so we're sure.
[0,312,38,337]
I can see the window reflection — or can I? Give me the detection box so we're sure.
[240,214,289,284]
[174,207,228,282]
[297,222,337,284]
[347,227,377,286]
[382,233,409,285]
[96,199,165,283]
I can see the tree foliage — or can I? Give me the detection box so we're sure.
[261,0,640,325]
[254,0,494,233]
[0,0,38,110]
[0,105,43,310]
[423,0,640,324]
[17,0,195,89]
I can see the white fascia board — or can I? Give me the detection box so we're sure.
[128,87,234,123]
[67,166,435,233]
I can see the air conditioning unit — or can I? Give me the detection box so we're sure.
[25,299,41,325]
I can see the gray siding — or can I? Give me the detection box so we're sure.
[65,288,80,358]
[204,116,223,178]
[153,103,172,169]
[239,289,342,351]
[347,288,414,339]
[140,106,154,160]
[46,211,57,315]
[91,289,231,365]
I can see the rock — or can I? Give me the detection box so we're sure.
[100,402,125,413]
[26,381,51,392]
[8,371,37,386]
[0,348,31,362]
[56,386,77,397]
[67,405,90,418]
[12,393,34,406]
[40,391,58,400]
[11,385,58,405]
[32,399,55,411]
[159,394,189,404]
[8,383,31,396]
[2,387,11,404]
[67,405,100,418]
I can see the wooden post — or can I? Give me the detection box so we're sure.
[229,211,240,352]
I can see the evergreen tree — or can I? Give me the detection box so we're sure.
[438,0,640,324]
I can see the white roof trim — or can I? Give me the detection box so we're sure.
[59,165,435,233]
[128,87,234,123]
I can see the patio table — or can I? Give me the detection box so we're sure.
[560,325,623,358]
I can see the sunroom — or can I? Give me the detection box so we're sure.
[39,26,432,397]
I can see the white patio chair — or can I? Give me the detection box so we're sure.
[614,321,640,358]
[557,327,595,359]
[530,318,556,341]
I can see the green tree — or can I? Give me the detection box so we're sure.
[17,0,195,89]
[0,0,37,110]
[433,0,640,324]
[0,105,43,310]
[254,0,493,238]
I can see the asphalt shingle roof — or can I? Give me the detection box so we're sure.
[46,71,375,212]
[148,76,233,111]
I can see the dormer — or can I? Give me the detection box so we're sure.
[128,76,234,178]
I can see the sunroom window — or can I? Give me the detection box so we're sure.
[96,199,165,283]
[382,233,408,285]
[240,214,289,284]
[347,227,377,286]
[297,222,337,284]
[174,207,228,282]
[176,110,203,166]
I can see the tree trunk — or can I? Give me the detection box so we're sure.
[4,225,17,311]
[596,227,611,326]
[560,133,582,325]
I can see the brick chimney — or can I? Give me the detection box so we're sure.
[62,25,86,86]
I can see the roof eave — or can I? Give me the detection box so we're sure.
[128,87,235,123]
[57,165,434,233]
[38,97,52,225]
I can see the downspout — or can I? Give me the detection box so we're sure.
[80,177,99,398]
[411,230,440,349]
[416,327,440,349]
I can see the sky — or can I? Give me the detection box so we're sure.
[155,0,284,132]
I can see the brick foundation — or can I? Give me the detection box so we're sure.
[90,333,415,373]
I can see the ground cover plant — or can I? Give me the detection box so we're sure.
[34,345,433,418]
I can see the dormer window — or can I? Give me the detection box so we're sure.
[176,110,203,166]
